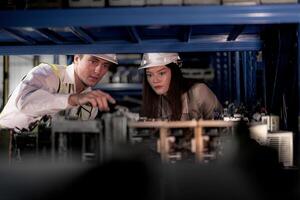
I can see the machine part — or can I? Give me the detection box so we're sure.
[156,136,175,153]
[261,115,280,132]
[112,115,128,144]
[266,131,293,167]
[128,120,235,163]
[249,123,268,145]
[169,152,182,162]
[51,119,103,163]
[102,107,139,160]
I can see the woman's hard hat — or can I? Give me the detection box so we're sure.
[139,53,180,70]
[92,54,118,65]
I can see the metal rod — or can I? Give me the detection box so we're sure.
[69,27,94,44]
[194,126,203,162]
[0,40,263,55]
[197,120,235,127]
[127,26,141,43]
[128,120,235,128]
[128,120,198,128]
[159,127,169,163]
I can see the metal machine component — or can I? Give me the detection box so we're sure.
[261,115,280,132]
[51,119,103,163]
[249,123,268,145]
[102,113,127,159]
[128,120,235,163]
[266,131,293,167]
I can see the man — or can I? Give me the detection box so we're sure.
[0,54,117,132]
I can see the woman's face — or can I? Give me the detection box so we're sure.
[146,65,171,95]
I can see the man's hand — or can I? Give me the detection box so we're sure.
[68,90,116,111]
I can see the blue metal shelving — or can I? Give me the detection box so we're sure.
[1,5,300,27]
[2,5,300,54]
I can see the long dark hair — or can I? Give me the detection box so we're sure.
[141,63,192,120]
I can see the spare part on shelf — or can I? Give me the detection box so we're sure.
[222,0,259,5]
[68,0,105,7]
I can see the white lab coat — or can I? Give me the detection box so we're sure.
[0,63,98,131]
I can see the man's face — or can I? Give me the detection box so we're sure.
[146,65,171,95]
[74,55,113,87]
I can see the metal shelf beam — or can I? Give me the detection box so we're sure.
[68,27,94,44]
[0,39,262,54]
[2,28,36,45]
[1,5,300,27]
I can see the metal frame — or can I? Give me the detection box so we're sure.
[68,27,94,44]
[1,28,36,45]
[0,39,262,54]
[1,5,300,27]
[34,28,63,44]
[1,5,299,54]
[51,120,103,163]
[127,27,141,43]
[128,120,235,163]
[297,24,300,166]
[2,56,9,107]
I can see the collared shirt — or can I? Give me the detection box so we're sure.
[0,63,97,131]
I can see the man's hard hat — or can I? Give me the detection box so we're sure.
[92,54,118,65]
[139,53,180,70]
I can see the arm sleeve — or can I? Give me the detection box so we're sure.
[14,65,72,117]
[194,83,223,119]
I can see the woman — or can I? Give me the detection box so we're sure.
[140,53,222,121]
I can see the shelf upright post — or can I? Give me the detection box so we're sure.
[67,55,73,65]
[53,55,59,64]
[2,56,9,109]
[228,52,233,102]
[235,52,241,105]
[297,24,300,167]
[33,55,40,67]
[251,51,257,106]
[242,51,248,106]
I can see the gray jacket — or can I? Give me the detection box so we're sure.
[159,83,222,120]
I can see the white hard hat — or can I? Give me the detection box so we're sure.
[92,54,118,65]
[139,53,180,70]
